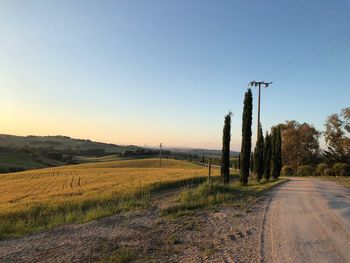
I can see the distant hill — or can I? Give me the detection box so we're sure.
[0,134,239,173]
[0,134,142,173]
[0,134,140,153]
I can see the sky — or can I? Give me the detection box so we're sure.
[1,0,350,151]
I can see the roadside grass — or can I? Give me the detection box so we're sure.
[99,248,137,263]
[162,177,285,217]
[0,189,149,239]
[319,176,350,188]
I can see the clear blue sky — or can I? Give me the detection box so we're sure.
[1,0,350,150]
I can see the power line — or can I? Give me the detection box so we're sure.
[259,29,350,81]
[272,41,350,81]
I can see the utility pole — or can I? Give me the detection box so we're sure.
[208,158,212,193]
[249,81,272,140]
[159,143,162,168]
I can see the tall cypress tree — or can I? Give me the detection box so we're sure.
[254,125,264,181]
[240,89,253,185]
[238,154,241,170]
[271,126,282,179]
[250,152,254,175]
[271,127,277,178]
[221,112,232,185]
[263,132,272,180]
[275,127,282,178]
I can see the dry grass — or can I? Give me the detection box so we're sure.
[0,159,212,213]
[320,176,350,188]
[0,158,219,238]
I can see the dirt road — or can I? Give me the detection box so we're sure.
[263,177,350,263]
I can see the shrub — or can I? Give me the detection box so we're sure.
[332,163,350,176]
[323,168,334,176]
[315,163,328,176]
[297,165,313,177]
[281,166,294,176]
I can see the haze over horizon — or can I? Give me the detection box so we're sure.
[1,0,350,151]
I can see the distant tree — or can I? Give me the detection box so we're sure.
[254,125,264,182]
[202,154,205,164]
[332,162,350,176]
[281,166,294,177]
[280,121,320,168]
[315,163,328,176]
[271,126,282,179]
[240,89,253,185]
[297,165,314,176]
[324,107,350,163]
[263,132,272,181]
[221,112,232,185]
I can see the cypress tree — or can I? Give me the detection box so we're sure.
[275,127,282,178]
[263,132,272,180]
[254,125,264,182]
[240,89,253,185]
[250,152,254,175]
[271,127,277,178]
[271,126,282,179]
[238,154,241,170]
[221,112,232,185]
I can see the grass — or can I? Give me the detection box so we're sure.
[99,248,137,263]
[72,155,121,163]
[0,158,219,239]
[162,177,285,216]
[320,176,350,188]
[0,151,46,171]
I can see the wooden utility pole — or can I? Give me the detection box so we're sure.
[208,158,212,193]
[249,81,272,140]
[159,143,162,168]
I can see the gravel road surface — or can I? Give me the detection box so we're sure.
[263,177,350,263]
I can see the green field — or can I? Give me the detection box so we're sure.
[0,151,46,171]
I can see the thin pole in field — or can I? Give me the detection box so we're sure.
[159,142,162,168]
[208,158,212,193]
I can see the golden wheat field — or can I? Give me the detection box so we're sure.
[0,158,218,214]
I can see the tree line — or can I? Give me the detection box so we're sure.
[219,89,350,180]
[278,107,350,177]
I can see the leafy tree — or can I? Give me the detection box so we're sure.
[221,112,232,185]
[297,165,314,176]
[315,163,328,176]
[280,121,320,168]
[263,132,272,180]
[324,107,350,163]
[332,163,350,176]
[271,126,282,179]
[240,89,253,185]
[254,125,264,182]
